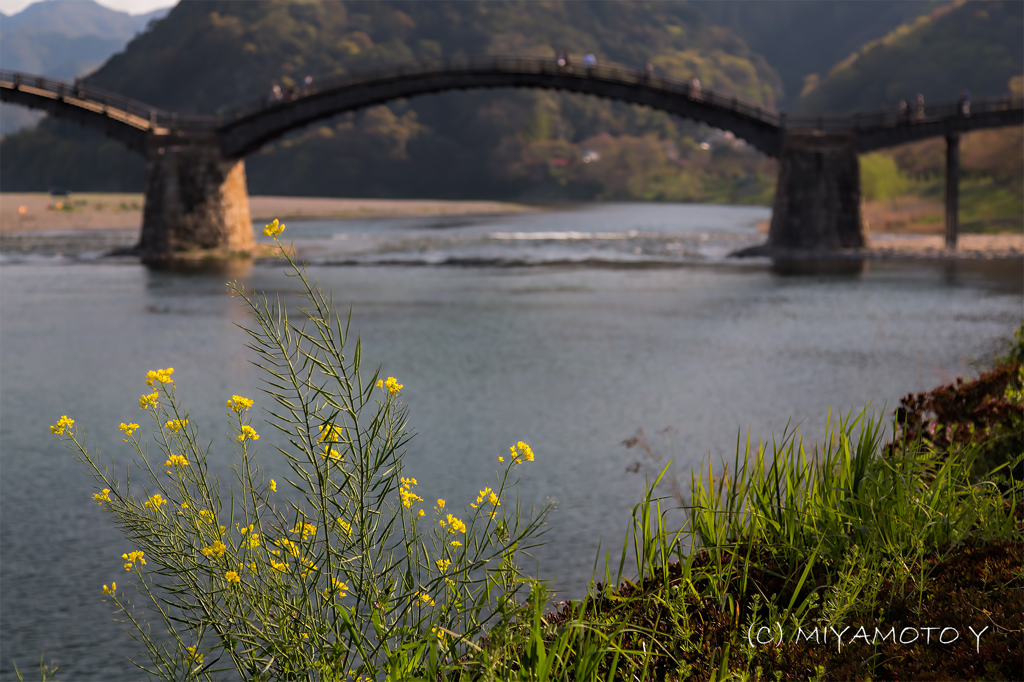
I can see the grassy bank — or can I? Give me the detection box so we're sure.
[470,331,1024,681]
[861,126,1024,235]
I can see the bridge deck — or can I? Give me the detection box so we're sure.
[2,81,161,132]
[2,62,1021,159]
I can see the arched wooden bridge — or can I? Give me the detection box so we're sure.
[2,57,1021,258]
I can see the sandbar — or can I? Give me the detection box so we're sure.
[0,193,535,234]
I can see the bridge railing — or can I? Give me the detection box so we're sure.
[7,63,1019,138]
[784,95,1024,132]
[0,69,220,132]
[216,55,782,127]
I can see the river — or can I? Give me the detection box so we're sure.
[1,203,1021,679]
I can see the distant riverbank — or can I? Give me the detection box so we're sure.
[0,193,535,234]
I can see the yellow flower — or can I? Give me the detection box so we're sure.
[93,488,111,505]
[145,367,175,387]
[144,493,168,510]
[244,533,260,549]
[165,454,189,468]
[226,394,254,412]
[270,560,287,572]
[510,440,535,464]
[416,591,435,606]
[139,392,159,410]
[417,509,425,517]
[377,376,403,394]
[269,479,277,492]
[49,415,74,435]
[164,419,188,433]
[437,499,445,509]
[187,646,203,664]
[432,625,447,643]
[119,422,140,436]
[291,521,316,539]
[321,446,342,462]
[198,509,215,523]
[450,540,462,548]
[122,551,146,571]
[201,541,226,558]
[102,582,116,594]
[299,555,319,578]
[439,513,466,534]
[337,519,352,535]
[399,477,423,508]
[275,537,300,557]
[237,425,259,442]
[263,218,286,237]
[435,558,451,571]
[472,487,499,509]
[225,570,241,584]
[325,579,349,598]
[317,422,344,443]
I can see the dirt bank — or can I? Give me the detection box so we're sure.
[0,193,535,234]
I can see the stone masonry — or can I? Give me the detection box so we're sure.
[138,139,253,258]
[768,131,865,251]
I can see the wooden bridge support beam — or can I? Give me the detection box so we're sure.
[138,139,253,259]
[945,134,960,250]
[767,131,866,251]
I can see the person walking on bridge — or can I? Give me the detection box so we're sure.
[584,53,596,71]
[915,93,925,121]
[958,89,971,117]
[690,76,702,100]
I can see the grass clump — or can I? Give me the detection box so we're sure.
[512,330,1023,680]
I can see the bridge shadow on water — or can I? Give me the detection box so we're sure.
[770,258,868,278]
[142,256,254,279]
[769,256,1023,296]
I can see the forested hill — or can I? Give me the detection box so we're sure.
[1,1,783,201]
[798,0,1023,113]
[88,1,781,113]
[699,0,952,110]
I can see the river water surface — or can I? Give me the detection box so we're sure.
[1,204,1021,679]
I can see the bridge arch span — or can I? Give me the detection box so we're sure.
[216,57,783,159]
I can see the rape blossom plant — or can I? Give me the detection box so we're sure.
[49,223,549,680]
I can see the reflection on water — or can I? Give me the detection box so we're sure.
[770,258,869,277]
[140,256,255,279]
[1,204,1021,680]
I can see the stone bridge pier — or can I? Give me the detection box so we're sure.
[139,136,253,259]
[767,131,866,251]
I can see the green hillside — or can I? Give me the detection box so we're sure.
[699,0,951,110]
[0,0,781,203]
[795,0,1024,234]
[799,0,1022,113]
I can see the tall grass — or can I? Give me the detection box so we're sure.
[502,408,1021,680]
